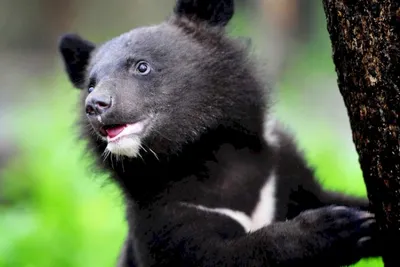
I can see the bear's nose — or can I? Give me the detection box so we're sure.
[85,95,112,116]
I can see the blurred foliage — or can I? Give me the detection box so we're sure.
[0,75,126,267]
[0,2,383,267]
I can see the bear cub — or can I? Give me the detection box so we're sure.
[58,0,381,266]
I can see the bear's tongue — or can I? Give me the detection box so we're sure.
[105,125,127,139]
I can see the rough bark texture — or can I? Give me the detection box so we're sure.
[322,1,400,266]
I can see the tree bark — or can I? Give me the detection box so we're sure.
[321,1,400,266]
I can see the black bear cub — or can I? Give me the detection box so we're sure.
[58,0,381,266]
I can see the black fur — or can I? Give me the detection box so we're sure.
[58,0,381,266]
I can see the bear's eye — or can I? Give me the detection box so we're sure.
[135,61,151,75]
[87,78,96,93]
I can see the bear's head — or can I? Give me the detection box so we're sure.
[58,0,268,160]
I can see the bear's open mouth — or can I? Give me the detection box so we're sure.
[99,119,150,142]
[100,124,127,139]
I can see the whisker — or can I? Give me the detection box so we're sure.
[121,157,125,173]
[149,148,159,161]
[152,129,173,141]
[110,153,115,170]
[138,143,147,153]
[102,149,111,162]
[137,152,144,162]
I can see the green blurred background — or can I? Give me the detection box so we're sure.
[0,0,383,266]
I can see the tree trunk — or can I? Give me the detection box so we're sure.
[321,1,400,266]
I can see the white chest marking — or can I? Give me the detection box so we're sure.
[191,205,254,233]
[250,172,276,230]
[183,172,276,233]
[264,117,280,147]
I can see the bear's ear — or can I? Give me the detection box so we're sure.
[174,0,234,27]
[58,33,96,89]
